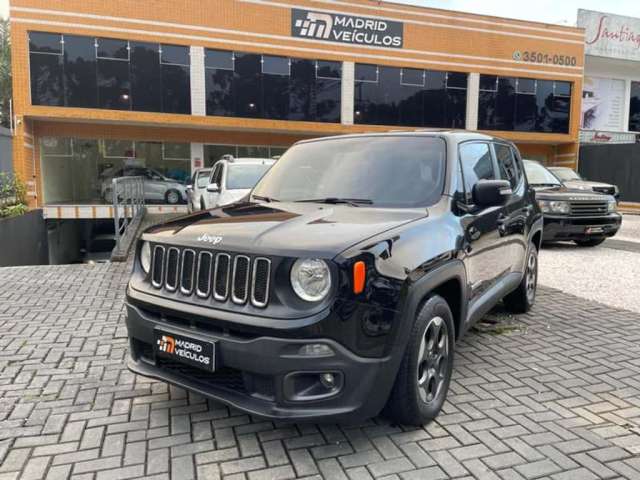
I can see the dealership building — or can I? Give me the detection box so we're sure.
[9,0,585,224]
[577,9,640,206]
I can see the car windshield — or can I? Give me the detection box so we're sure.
[226,164,273,190]
[252,136,446,207]
[523,161,562,186]
[550,168,581,181]
[196,171,210,188]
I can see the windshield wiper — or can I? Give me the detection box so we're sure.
[252,194,279,203]
[294,197,374,207]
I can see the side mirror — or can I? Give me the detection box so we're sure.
[473,179,512,207]
[186,184,193,191]
[207,182,220,193]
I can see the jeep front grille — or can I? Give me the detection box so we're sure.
[150,246,271,308]
[570,201,608,216]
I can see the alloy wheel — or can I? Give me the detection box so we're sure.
[525,250,537,303]
[417,316,449,404]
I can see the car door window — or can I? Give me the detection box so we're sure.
[494,144,521,189]
[459,142,496,203]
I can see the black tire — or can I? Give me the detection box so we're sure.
[503,244,538,313]
[165,189,181,205]
[574,238,605,247]
[385,295,455,426]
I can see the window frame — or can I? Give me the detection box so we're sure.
[457,140,499,205]
[315,60,341,80]
[516,78,537,95]
[261,55,291,76]
[160,44,190,66]
[95,38,130,61]
[205,49,235,71]
[445,72,468,90]
[354,64,379,83]
[492,141,523,190]
[400,68,425,87]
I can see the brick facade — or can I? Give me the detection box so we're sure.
[9,0,585,208]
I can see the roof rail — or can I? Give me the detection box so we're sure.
[220,154,235,162]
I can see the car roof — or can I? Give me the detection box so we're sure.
[224,158,276,165]
[293,129,509,146]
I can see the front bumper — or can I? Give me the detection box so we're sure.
[542,213,622,241]
[125,302,394,423]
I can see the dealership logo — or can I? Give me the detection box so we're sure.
[197,233,222,245]
[291,9,403,48]
[157,335,175,354]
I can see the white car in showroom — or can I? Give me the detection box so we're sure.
[101,166,188,205]
[186,167,212,212]
[203,157,276,209]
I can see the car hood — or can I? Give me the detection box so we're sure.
[562,180,615,190]
[532,184,612,201]
[141,202,427,257]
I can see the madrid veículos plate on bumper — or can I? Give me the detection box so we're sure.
[125,302,396,423]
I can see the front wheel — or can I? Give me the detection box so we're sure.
[385,295,455,426]
[574,238,606,247]
[503,245,538,313]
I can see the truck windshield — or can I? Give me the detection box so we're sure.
[551,168,581,181]
[252,136,446,208]
[226,164,273,190]
[523,161,561,186]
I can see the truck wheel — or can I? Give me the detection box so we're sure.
[165,189,181,205]
[574,238,605,247]
[503,245,538,313]
[385,295,455,426]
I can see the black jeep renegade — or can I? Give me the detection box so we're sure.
[126,131,543,425]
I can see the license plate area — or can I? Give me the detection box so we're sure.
[585,226,605,234]
[154,329,216,372]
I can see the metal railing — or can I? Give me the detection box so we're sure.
[112,176,146,254]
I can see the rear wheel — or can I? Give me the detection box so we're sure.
[385,295,455,426]
[165,189,181,205]
[503,245,538,313]
[574,238,605,247]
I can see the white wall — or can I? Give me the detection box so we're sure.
[584,55,640,133]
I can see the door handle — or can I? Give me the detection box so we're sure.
[497,213,508,225]
[521,205,533,215]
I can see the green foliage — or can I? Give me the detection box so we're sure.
[0,172,27,218]
[0,19,11,129]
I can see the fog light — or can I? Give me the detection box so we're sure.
[298,343,334,357]
[320,373,336,389]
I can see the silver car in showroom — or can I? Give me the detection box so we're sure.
[101,166,188,205]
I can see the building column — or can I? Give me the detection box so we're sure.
[623,79,632,132]
[191,143,204,174]
[341,61,354,126]
[465,73,479,131]
[190,46,206,116]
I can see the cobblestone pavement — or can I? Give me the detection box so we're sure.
[2,263,640,480]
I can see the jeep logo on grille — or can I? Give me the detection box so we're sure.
[197,234,223,245]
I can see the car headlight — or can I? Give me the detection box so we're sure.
[290,258,331,302]
[538,200,570,214]
[607,199,617,213]
[140,241,151,274]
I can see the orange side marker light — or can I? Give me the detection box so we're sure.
[353,261,366,294]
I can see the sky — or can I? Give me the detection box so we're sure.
[0,0,638,24]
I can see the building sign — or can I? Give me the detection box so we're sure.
[579,130,638,144]
[291,9,403,48]
[581,76,626,131]
[578,9,640,62]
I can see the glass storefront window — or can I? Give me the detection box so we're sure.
[478,75,571,133]
[354,64,467,128]
[40,137,191,205]
[28,31,191,115]
[205,49,341,123]
[203,144,288,167]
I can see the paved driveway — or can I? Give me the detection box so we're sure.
[1,262,640,480]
